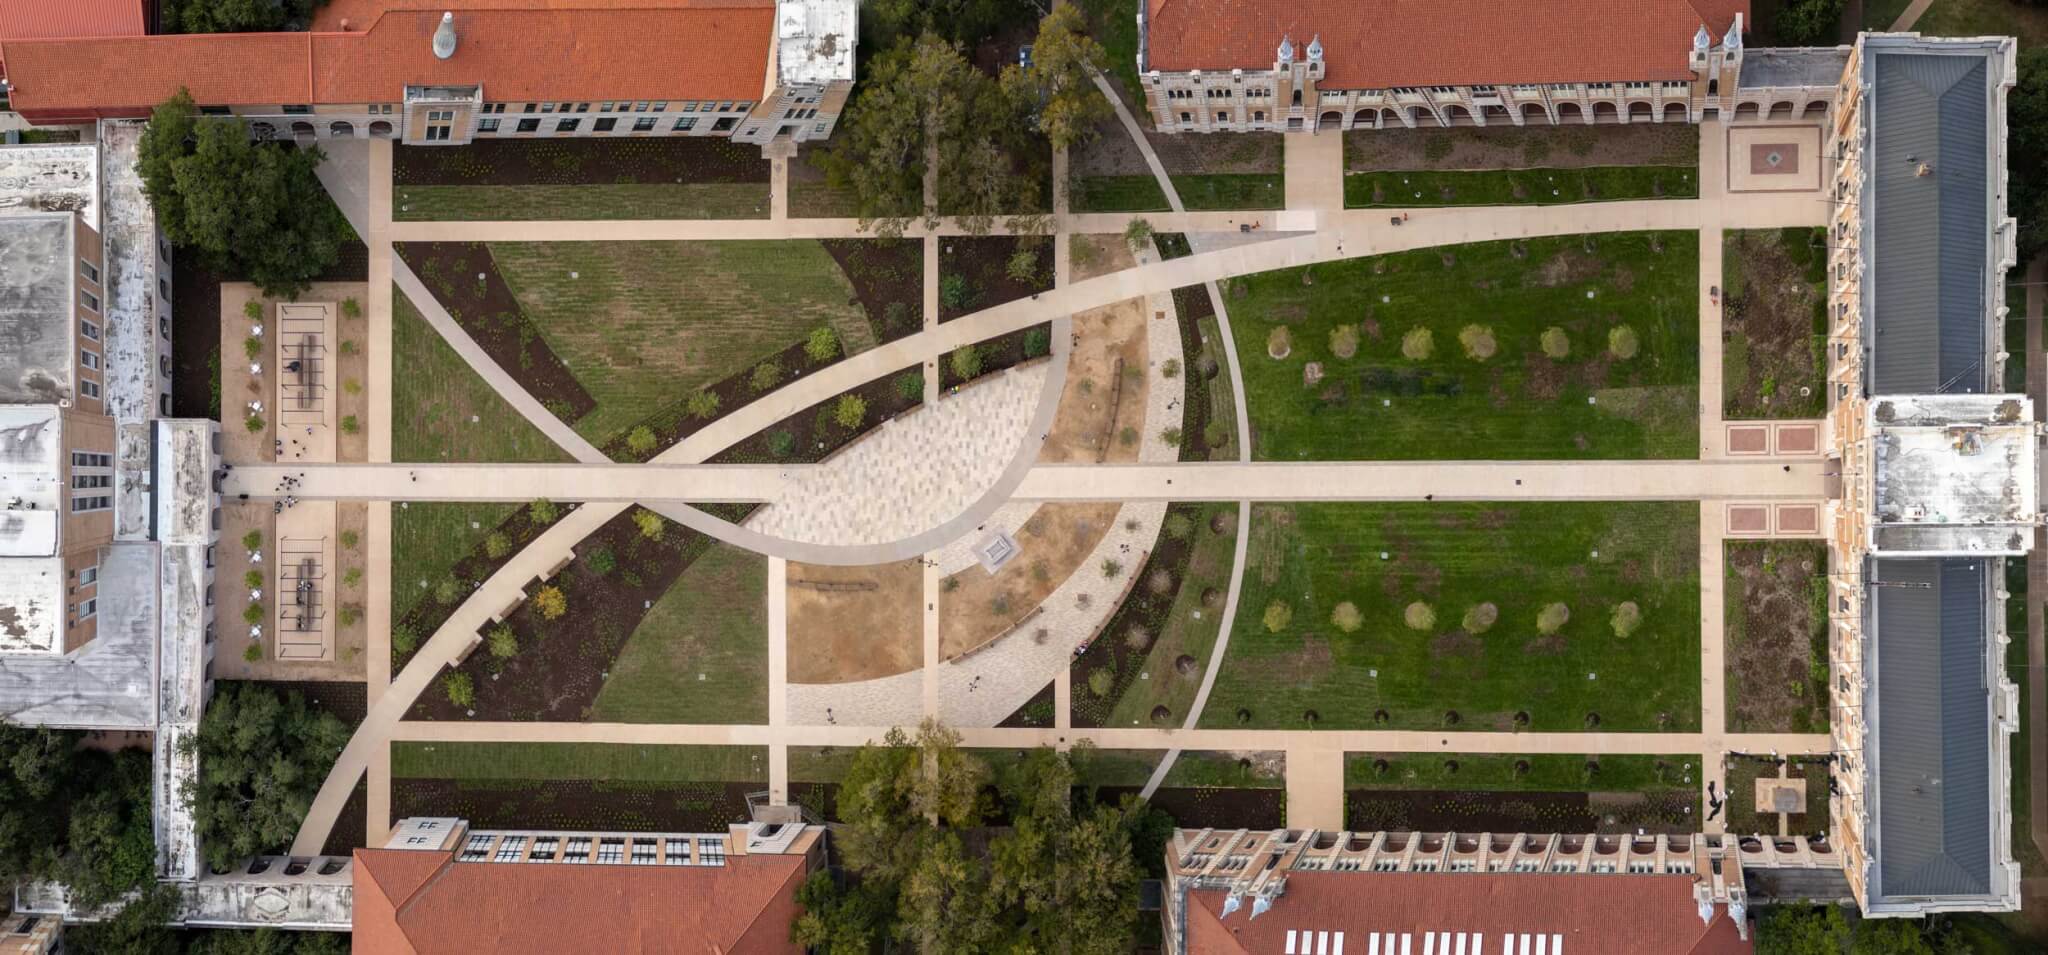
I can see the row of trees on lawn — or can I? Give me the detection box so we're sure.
[792,719,1165,954]
[822,5,1111,237]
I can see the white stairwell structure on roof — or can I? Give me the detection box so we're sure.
[733,0,857,144]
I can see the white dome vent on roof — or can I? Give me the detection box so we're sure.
[432,11,457,60]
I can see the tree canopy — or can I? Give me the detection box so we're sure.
[2010,48,2048,263]
[137,90,348,297]
[161,0,325,35]
[0,722,156,911]
[999,5,1112,153]
[794,719,1149,953]
[188,683,350,871]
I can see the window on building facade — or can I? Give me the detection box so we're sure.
[199,105,231,116]
[1216,112,1228,122]
[716,101,733,112]
[524,103,538,113]
[79,259,99,285]
[494,836,529,862]
[1179,112,1191,123]
[1254,111,1266,122]
[460,834,492,861]
[478,118,500,133]
[1625,81,1651,90]
[712,117,736,131]
[673,116,697,131]
[632,116,655,131]
[80,320,99,342]
[597,839,625,864]
[576,103,590,113]
[563,837,592,862]
[1471,85,1496,94]
[72,473,109,489]
[70,495,109,513]
[79,381,99,400]
[72,452,109,469]
[556,118,580,132]
[595,117,617,132]
[1428,85,1456,94]
[634,101,650,112]
[74,597,96,620]
[80,351,98,371]
[77,565,98,586]
[80,290,98,313]
[653,102,669,111]
[1587,82,1614,91]
[517,118,540,132]
[283,104,312,114]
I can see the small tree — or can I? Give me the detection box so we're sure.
[529,499,559,524]
[633,509,666,541]
[343,567,363,588]
[1101,559,1123,579]
[949,345,985,382]
[750,360,783,392]
[339,529,359,550]
[940,274,973,310]
[392,624,419,656]
[337,605,361,627]
[487,625,518,659]
[243,570,264,589]
[834,394,869,429]
[896,371,925,402]
[242,300,264,321]
[433,577,462,606]
[242,602,265,625]
[1160,358,1182,379]
[1328,325,1360,359]
[806,325,841,363]
[532,585,567,620]
[1159,427,1183,447]
[244,413,266,433]
[1537,602,1572,634]
[1404,601,1437,630]
[626,425,658,455]
[443,671,475,709]
[1124,217,1155,252]
[1540,327,1571,359]
[686,390,721,419]
[242,530,263,551]
[1005,249,1039,285]
[1607,326,1640,360]
[1332,602,1363,633]
[1610,602,1642,638]
[1023,326,1050,359]
[767,430,796,458]
[1087,668,1114,698]
[243,643,263,663]
[1163,512,1193,540]
[243,336,263,360]
[340,415,360,435]
[1262,600,1293,632]
[483,531,511,559]
[340,297,362,319]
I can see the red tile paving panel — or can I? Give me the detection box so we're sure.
[354,846,809,954]
[1726,425,1771,454]
[1775,504,1819,533]
[1144,0,1746,88]
[1773,424,1819,454]
[1186,870,1752,954]
[1727,504,1770,533]
[2,6,771,118]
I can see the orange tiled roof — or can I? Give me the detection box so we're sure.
[0,0,143,42]
[1186,871,1753,955]
[1144,0,1748,88]
[313,0,772,32]
[352,846,810,955]
[0,5,772,118]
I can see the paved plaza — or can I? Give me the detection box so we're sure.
[248,109,1857,861]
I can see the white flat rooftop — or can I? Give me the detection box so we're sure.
[0,405,63,558]
[0,144,98,232]
[1870,393,2037,555]
[776,0,855,86]
[0,543,155,720]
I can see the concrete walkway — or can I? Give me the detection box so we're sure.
[1890,0,1937,31]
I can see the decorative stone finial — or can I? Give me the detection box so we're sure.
[1725,21,1742,48]
[1306,34,1323,61]
[1694,24,1711,52]
[1277,35,1295,64]
[432,11,457,60]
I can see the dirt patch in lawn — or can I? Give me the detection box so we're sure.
[391,503,575,673]
[787,558,924,683]
[392,779,757,832]
[1039,299,1150,463]
[395,242,596,421]
[820,238,924,343]
[601,335,843,462]
[1723,228,1826,419]
[1346,124,1697,171]
[1070,234,1138,281]
[1071,503,1206,727]
[409,505,754,721]
[939,236,1054,322]
[394,137,768,187]
[707,365,922,464]
[1345,788,1696,833]
[940,503,1122,659]
[1725,541,1829,733]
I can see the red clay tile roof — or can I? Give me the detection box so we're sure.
[0,0,143,42]
[313,0,770,32]
[352,846,810,955]
[1185,871,1753,955]
[1144,0,1749,88]
[0,5,772,119]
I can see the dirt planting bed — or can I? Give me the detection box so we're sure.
[392,779,757,832]
[601,336,842,462]
[998,682,1058,727]
[940,324,1054,392]
[394,137,768,187]
[707,367,922,465]
[1722,228,1827,419]
[939,503,1120,660]
[787,559,924,684]
[1724,541,1829,733]
[1345,123,1697,171]
[938,236,1054,322]
[407,504,754,721]
[320,779,369,857]
[820,239,924,344]
[1345,788,1697,834]
[396,242,596,420]
[392,503,574,673]
[1070,502,1206,727]
[1093,786,1285,830]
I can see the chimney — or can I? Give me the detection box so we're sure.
[432,12,457,60]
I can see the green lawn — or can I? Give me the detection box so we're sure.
[1344,753,1696,793]
[1075,0,1142,111]
[390,502,517,621]
[2005,560,2047,876]
[392,742,767,783]
[391,286,575,464]
[591,545,767,724]
[1199,502,1702,732]
[1722,758,1830,837]
[489,240,875,446]
[1072,749,1286,789]
[1723,228,1826,419]
[1106,503,1240,727]
[1073,174,1287,213]
[1344,166,1696,208]
[1231,231,1699,460]
[393,183,770,221]
[1875,0,2048,47]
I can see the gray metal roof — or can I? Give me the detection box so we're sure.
[1865,48,1994,395]
[1866,557,1995,899]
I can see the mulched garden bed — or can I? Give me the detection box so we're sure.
[939,323,1052,391]
[1722,756,1831,837]
[392,503,576,673]
[393,137,768,187]
[820,238,924,344]
[707,366,923,465]
[602,336,843,462]
[1069,503,1204,728]
[1345,788,1696,834]
[321,779,369,857]
[1172,285,1224,462]
[1723,227,1826,419]
[392,779,757,832]
[1154,232,1193,261]
[1725,540,1829,733]
[1093,785,1284,831]
[408,504,755,721]
[997,681,1057,728]
[395,241,597,421]
[938,236,1054,322]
